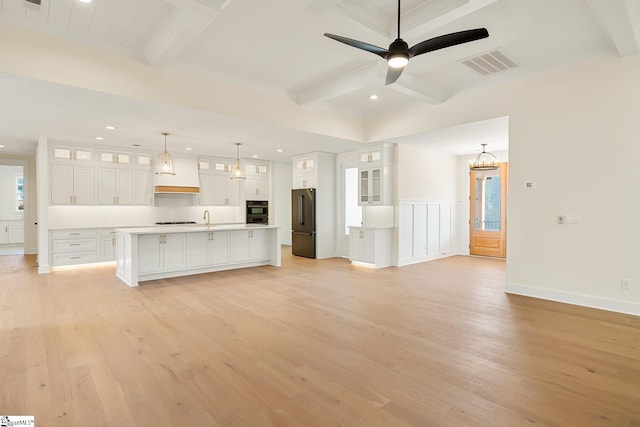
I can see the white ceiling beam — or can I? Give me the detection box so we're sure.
[587,0,640,56]
[400,0,498,41]
[337,1,389,37]
[304,0,342,14]
[144,0,232,67]
[295,63,380,105]
[388,73,445,105]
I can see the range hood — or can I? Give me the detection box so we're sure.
[154,155,200,193]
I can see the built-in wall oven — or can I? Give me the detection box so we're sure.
[246,200,268,224]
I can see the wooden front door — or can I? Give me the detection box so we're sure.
[469,162,508,258]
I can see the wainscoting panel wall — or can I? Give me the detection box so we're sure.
[397,200,469,266]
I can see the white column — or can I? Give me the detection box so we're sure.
[36,136,50,273]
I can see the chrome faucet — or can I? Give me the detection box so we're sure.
[203,210,210,228]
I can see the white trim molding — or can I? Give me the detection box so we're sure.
[505,283,640,317]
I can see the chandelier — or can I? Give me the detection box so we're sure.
[469,144,499,171]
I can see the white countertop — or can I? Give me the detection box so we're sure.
[115,224,278,234]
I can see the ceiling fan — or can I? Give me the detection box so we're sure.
[324,0,489,85]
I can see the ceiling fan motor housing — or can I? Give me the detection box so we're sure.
[387,39,410,67]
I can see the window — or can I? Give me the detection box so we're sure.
[345,167,362,234]
[16,177,24,211]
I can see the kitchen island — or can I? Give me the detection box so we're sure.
[115,224,280,286]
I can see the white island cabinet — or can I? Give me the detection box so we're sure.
[348,226,393,268]
[115,225,280,287]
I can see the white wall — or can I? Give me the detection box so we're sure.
[273,161,292,246]
[369,54,640,315]
[396,144,458,202]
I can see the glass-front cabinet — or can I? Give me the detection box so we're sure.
[357,143,393,206]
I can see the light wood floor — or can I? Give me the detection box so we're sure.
[1,249,639,426]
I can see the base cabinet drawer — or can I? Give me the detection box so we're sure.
[51,238,97,253]
[51,229,97,239]
[52,251,97,266]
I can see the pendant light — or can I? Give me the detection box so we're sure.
[155,132,176,175]
[469,143,499,171]
[230,142,246,180]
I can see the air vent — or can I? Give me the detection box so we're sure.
[461,49,518,76]
[24,0,41,5]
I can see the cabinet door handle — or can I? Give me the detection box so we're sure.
[112,238,115,246]
[160,235,163,244]
[70,243,80,246]
[70,233,80,236]
[71,256,80,260]
[113,196,116,204]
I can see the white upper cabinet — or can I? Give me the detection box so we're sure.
[292,155,317,189]
[51,146,93,163]
[197,157,241,206]
[244,160,269,200]
[49,145,154,206]
[357,142,394,206]
[50,164,95,205]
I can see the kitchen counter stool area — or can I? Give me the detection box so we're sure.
[115,225,280,287]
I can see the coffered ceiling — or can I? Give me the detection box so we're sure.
[0,0,638,159]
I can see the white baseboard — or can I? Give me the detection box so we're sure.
[506,283,640,317]
[395,250,466,267]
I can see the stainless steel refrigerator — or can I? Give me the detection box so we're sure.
[291,188,316,258]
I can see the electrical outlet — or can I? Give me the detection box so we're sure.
[621,278,631,290]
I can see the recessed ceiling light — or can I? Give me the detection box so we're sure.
[276,148,283,153]
[369,94,379,100]
[96,136,104,141]
[185,147,193,151]
[252,154,258,158]
[78,0,92,3]
[0,145,4,148]
[105,125,116,130]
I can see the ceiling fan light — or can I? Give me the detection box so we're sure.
[388,54,409,68]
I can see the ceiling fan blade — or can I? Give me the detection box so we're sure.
[324,33,388,59]
[385,66,404,85]
[409,28,489,58]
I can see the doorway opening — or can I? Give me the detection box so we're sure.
[469,162,508,258]
[0,164,26,256]
[337,161,362,258]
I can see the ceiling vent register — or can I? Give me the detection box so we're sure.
[461,49,517,76]
[24,0,41,5]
